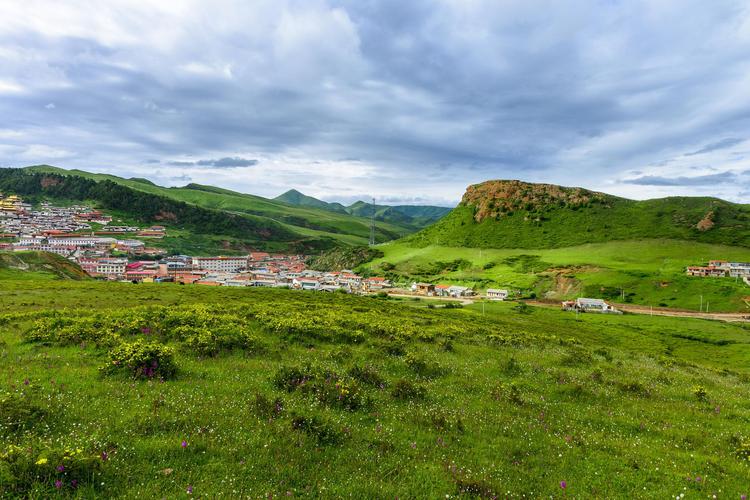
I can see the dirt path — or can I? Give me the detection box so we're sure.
[385,292,474,306]
[527,300,750,323]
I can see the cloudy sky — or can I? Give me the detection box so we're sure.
[1,0,750,206]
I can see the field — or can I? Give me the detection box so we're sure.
[365,239,750,312]
[1,279,749,497]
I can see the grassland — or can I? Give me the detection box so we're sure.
[365,239,750,312]
[408,184,750,249]
[1,278,749,497]
[0,251,89,281]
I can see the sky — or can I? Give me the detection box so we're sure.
[1,0,750,206]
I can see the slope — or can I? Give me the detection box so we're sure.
[0,250,89,280]
[23,166,415,244]
[405,179,750,249]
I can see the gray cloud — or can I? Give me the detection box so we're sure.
[623,172,738,186]
[166,157,258,167]
[0,1,749,203]
[685,138,744,156]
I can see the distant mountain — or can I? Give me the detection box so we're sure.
[275,189,349,214]
[1,166,436,254]
[276,189,452,230]
[405,179,750,248]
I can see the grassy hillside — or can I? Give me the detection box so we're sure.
[275,189,452,229]
[0,280,749,497]
[0,251,89,280]
[406,180,750,249]
[274,189,349,214]
[366,239,750,312]
[23,166,416,245]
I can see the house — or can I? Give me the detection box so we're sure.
[412,283,436,296]
[686,266,726,277]
[434,284,451,297]
[364,277,391,291]
[293,277,321,291]
[486,289,509,301]
[448,285,473,297]
[562,298,621,314]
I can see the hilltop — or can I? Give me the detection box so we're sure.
[275,189,452,230]
[406,179,750,249]
[0,166,443,254]
[0,250,89,280]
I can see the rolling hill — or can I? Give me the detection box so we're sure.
[0,166,446,254]
[405,179,750,249]
[275,190,452,230]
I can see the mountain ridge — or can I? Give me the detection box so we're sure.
[404,179,750,249]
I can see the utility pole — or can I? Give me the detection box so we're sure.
[700,294,703,313]
[369,197,376,247]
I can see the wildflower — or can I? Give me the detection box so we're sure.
[23,378,30,386]
[100,451,109,461]
[410,442,416,449]
[71,479,78,489]
[36,457,48,465]
[182,440,188,448]
[56,464,65,472]
[560,481,567,490]
[55,480,62,489]
[187,485,193,494]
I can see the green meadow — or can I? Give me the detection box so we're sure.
[1,279,749,497]
[365,239,750,312]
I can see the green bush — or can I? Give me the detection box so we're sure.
[101,340,177,380]
[0,388,47,433]
[404,350,446,378]
[391,379,427,400]
[0,444,104,496]
[290,414,343,445]
[184,327,265,357]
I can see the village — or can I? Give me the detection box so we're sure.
[686,260,750,285]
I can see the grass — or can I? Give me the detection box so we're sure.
[1,279,749,497]
[407,193,750,249]
[365,239,750,312]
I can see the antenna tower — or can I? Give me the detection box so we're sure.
[369,197,376,246]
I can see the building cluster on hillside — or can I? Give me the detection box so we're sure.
[686,260,750,285]
[411,282,477,298]
[0,195,166,257]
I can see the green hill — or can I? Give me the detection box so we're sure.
[5,166,436,253]
[274,189,452,230]
[275,189,349,214]
[406,179,750,249]
[0,251,89,280]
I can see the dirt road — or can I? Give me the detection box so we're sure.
[527,300,750,323]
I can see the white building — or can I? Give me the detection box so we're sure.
[95,258,127,277]
[192,256,248,273]
[486,289,509,300]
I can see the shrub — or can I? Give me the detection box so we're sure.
[619,380,651,397]
[391,379,427,401]
[290,414,343,445]
[250,393,284,420]
[404,351,446,378]
[348,364,385,388]
[594,347,613,362]
[562,346,594,366]
[101,340,177,380]
[184,327,265,357]
[491,382,523,405]
[0,389,47,433]
[273,365,313,392]
[0,444,104,496]
[693,385,708,402]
